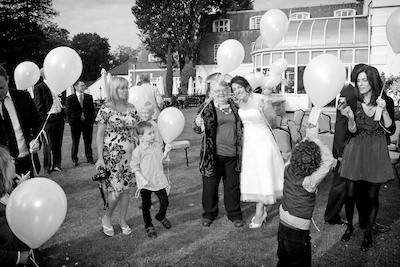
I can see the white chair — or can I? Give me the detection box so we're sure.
[170,140,190,166]
[388,120,400,151]
[293,109,305,132]
[273,127,292,162]
[318,132,334,152]
[318,113,333,134]
[286,119,301,145]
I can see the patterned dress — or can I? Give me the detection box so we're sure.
[96,103,140,192]
[340,102,394,183]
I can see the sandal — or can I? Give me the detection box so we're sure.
[102,217,114,237]
[146,226,157,238]
[159,218,171,229]
[361,232,372,252]
[341,226,354,242]
[121,225,132,235]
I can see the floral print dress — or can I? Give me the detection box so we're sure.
[96,103,140,192]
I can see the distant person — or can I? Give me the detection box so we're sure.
[277,126,334,267]
[137,74,163,120]
[130,121,172,238]
[95,76,140,237]
[0,146,46,267]
[139,101,162,147]
[0,65,42,176]
[340,65,395,252]
[33,69,65,174]
[231,76,284,228]
[192,81,244,228]
[65,80,96,166]
[386,78,400,120]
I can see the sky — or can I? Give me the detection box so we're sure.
[52,0,355,51]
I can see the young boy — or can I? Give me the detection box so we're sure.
[130,121,171,238]
[277,127,334,267]
[139,101,162,147]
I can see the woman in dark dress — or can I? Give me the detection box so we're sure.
[339,65,395,252]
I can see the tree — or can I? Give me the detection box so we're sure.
[131,0,253,96]
[70,33,112,81]
[110,45,139,67]
[0,0,69,83]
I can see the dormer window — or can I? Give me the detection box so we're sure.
[289,12,310,20]
[212,19,230,32]
[250,16,262,29]
[334,9,356,17]
[148,53,156,62]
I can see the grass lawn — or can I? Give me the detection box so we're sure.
[38,107,400,267]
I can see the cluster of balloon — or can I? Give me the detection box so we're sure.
[260,9,289,48]
[303,54,346,107]
[386,8,400,54]
[128,85,158,114]
[244,72,264,90]
[6,178,67,249]
[13,61,41,90]
[43,46,83,95]
[216,39,245,75]
[157,107,185,144]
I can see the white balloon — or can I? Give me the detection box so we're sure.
[43,46,83,95]
[14,61,40,90]
[303,54,346,107]
[260,9,289,48]
[270,58,288,76]
[217,39,245,74]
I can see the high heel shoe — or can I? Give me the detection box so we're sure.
[120,225,132,235]
[361,232,372,252]
[102,217,114,237]
[341,226,354,242]
[249,211,268,229]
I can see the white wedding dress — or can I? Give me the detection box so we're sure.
[239,107,284,204]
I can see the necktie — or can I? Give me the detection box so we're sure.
[79,94,85,121]
[1,99,19,158]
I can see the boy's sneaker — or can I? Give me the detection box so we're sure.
[159,218,171,229]
[146,226,157,238]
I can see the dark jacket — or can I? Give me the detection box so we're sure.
[192,98,243,177]
[0,90,42,156]
[65,93,96,124]
[33,81,65,123]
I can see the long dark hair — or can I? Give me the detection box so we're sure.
[230,76,252,93]
[355,65,383,106]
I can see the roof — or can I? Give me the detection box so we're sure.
[253,15,368,52]
[108,58,137,75]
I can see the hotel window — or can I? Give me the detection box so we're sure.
[250,16,262,29]
[212,19,230,32]
[334,9,356,17]
[214,44,220,62]
[289,12,310,20]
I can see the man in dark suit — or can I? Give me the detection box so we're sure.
[0,65,42,176]
[33,70,65,174]
[65,80,96,166]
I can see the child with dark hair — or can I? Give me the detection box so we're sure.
[277,127,334,267]
[130,121,171,238]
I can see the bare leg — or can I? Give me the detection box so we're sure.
[253,202,266,224]
[103,191,120,227]
[119,191,130,228]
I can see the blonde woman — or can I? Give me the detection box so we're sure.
[95,77,140,237]
[231,75,284,229]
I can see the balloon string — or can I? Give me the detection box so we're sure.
[31,113,50,176]
[217,73,224,83]
[29,249,40,267]
[379,55,398,98]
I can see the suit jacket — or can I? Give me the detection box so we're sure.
[332,84,358,159]
[33,81,65,122]
[0,89,43,152]
[65,93,96,124]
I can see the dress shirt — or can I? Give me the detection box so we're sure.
[0,93,29,158]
